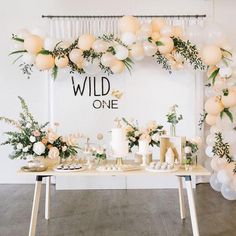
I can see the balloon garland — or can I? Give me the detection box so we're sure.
[10,16,205,79]
[9,15,236,199]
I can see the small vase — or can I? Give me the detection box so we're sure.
[170,124,176,136]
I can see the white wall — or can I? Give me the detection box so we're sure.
[0,0,235,184]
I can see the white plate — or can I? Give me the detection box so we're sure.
[53,167,86,172]
[145,167,179,173]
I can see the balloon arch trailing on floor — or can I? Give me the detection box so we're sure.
[9,15,236,200]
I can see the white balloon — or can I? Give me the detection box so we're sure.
[44,38,57,51]
[203,22,226,45]
[31,27,46,39]
[143,41,157,56]
[205,146,214,158]
[140,23,152,36]
[210,125,222,134]
[92,39,109,53]
[211,158,228,171]
[186,24,203,46]
[21,53,36,64]
[216,116,233,131]
[114,45,129,60]
[18,28,30,39]
[121,32,136,45]
[219,67,233,78]
[205,87,217,98]
[217,169,232,184]
[222,130,236,145]
[210,173,222,191]
[83,59,101,75]
[206,134,215,146]
[221,184,236,200]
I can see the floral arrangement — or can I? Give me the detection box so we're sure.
[183,138,201,165]
[122,118,166,151]
[0,97,79,161]
[9,16,205,79]
[166,104,183,135]
[91,145,107,164]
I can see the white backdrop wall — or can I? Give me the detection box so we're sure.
[0,0,235,185]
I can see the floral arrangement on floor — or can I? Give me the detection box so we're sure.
[0,96,79,162]
[166,104,183,136]
[122,118,166,151]
[9,16,205,79]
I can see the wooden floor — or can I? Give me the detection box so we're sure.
[0,184,236,236]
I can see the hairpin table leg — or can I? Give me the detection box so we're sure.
[45,176,51,220]
[29,176,42,236]
[177,176,186,220]
[185,175,199,236]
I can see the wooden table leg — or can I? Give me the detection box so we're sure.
[29,176,42,236]
[45,176,51,220]
[177,176,186,220]
[184,176,199,236]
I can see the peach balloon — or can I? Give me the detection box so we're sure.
[78,34,96,51]
[69,49,83,64]
[201,45,222,66]
[55,56,69,68]
[172,26,184,38]
[221,90,236,108]
[119,15,140,33]
[101,53,116,67]
[130,43,145,61]
[24,34,43,54]
[157,37,174,54]
[35,54,54,70]
[151,32,161,42]
[160,25,173,37]
[206,114,217,126]
[151,18,166,32]
[110,60,125,74]
[76,60,85,69]
[205,96,224,115]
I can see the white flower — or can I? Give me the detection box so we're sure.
[184,146,192,154]
[134,131,140,137]
[33,142,45,155]
[147,120,157,131]
[17,143,23,150]
[62,146,67,152]
[30,136,36,143]
[23,146,29,152]
[152,133,160,142]
[48,147,60,159]
[26,123,31,128]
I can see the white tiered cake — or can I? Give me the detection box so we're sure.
[110,128,129,157]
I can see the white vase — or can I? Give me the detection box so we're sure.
[165,147,175,165]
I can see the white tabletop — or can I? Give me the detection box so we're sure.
[18,164,210,177]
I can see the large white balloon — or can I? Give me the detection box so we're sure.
[222,130,236,145]
[186,24,203,47]
[206,134,215,146]
[21,53,36,64]
[221,184,236,200]
[83,59,101,75]
[143,41,157,56]
[216,115,234,131]
[121,32,136,46]
[210,125,222,134]
[211,158,228,171]
[210,173,222,191]
[18,28,30,39]
[44,38,57,51]
[205,146,214,158]
[114,45,129,60]
[217,169,232,185]
[203,22,225,45]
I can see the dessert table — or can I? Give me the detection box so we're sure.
[18,164,210,236]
